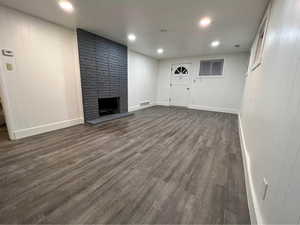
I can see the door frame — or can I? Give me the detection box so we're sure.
[0,56,15,140]
[169,62,193,107]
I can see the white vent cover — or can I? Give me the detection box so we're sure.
[140,101,150,106]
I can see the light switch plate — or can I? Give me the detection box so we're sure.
[5,63,14,71]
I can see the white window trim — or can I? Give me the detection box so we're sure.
[197,75,225,79]
[251,2,272,71]
[173,66,189,77]
[199,58,225,78]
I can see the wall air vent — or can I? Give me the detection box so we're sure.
[140,101,150,106]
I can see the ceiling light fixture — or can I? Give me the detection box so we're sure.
[128,34,136,42]
[199,17,212,28]
[211,41,220,47]
[58,0,74,12]
[157,48,164,54]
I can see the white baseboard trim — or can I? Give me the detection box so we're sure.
[238,115,264,225]
[189,105,239,114]
[155,103,239,114]
[156,101,170,106]
[13,118,84,140]
[129,103,155,112]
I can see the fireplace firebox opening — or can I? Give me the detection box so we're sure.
[98,97,120,117]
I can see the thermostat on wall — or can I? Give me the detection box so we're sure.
[2,49,14,57]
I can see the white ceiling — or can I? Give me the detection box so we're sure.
[0,0,269,59]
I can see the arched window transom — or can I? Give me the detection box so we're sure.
[174,66,189,75]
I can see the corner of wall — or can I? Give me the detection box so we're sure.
[73,29,84,119]
[156,101,170,107]
[129,102,156,112]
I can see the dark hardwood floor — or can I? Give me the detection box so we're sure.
[0,106,250,224]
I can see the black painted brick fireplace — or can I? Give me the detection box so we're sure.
[77,29,128,122]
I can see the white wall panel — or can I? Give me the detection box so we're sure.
[240,0,300,223]
[0,6,83,139]
[128,50,158,111]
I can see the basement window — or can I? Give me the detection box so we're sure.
[252,3,271,71]
[199,59,224,76]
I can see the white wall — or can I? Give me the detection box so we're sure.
[240,0,300,224]
[156,52,249,114]
[0,6,83,139]
[128,50,158,112]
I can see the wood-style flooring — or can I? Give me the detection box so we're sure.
[0,106,250,224]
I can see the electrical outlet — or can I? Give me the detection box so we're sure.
[262,178,269,201]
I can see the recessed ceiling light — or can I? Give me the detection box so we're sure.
[157,48,164,54]
[211,41,220,47]
[58,0,74,12]
[199,17,212,28]
[128,34,136,42]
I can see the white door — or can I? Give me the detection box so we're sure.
[170,63,192,107]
